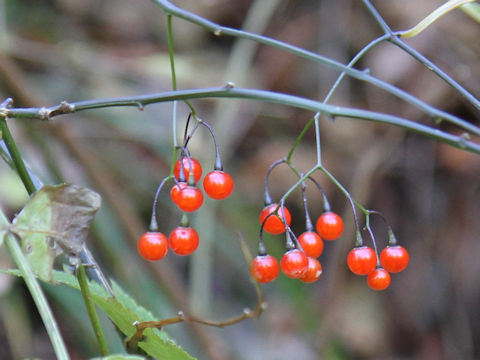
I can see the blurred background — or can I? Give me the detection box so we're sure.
[0,0,480,359]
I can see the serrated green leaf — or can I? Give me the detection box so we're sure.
[11,184,101,283]
[2,269,195,360]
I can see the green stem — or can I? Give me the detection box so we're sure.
[4,232,70,360]
[0,117,36,195]
[5,87,480,154]
[150,0,480,133]
[76,263,109,356]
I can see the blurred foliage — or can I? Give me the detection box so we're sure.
[0,0,480,359]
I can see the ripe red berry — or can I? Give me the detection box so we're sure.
[170,182,187,205]
[203,170,234,200]
[298,231,324,258]
[367,267,391,291]
[347,246,377,275]
[280,249,308,278]
[259,203,292,235]
[250,254,280,283]
[175,186,204,212]
[169,227,199,256]
[299,257,323,283]
[316,211,344,240]
[380,245,409,273]
[174,157,202,183]
[137,232,168,261]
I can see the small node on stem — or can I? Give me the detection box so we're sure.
[226,81,235,89]
[38,107,50,121]
[243,308,252,316]
[132,320,139,327]
[213,28,222,36]
[260,302,268,310]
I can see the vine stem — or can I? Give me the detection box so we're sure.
[4,232,70,360]
[4,87,480,154]
[150,0,480,133]
[76,263,109,356]
[1,113,108,357]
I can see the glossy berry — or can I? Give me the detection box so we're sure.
[169,227,199,256]
[380,245,409,273]
[250,254,280,283]
[259,203,292,235]
[280,249,309,278]
[367,267,391,291]
[347,246,377,275]
[203,170,234,200]
[174,157,202,183]
[298,231,324,258]
[316,212,344,240]
[175,186,204,212]
[170,182,187,205]
[137,232,168,261]
[299,257,323,283]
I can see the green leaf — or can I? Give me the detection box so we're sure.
[11,184,101,283]
[3,269,195,360]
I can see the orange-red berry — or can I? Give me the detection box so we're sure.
[259,203,292,235]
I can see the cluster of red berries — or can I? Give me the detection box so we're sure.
[251,201,344,284]
[347,243,409,291]
[138,117,234,261]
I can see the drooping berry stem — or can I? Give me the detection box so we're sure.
[150,176,171,231]
[364,214,380,266]
[264,158,288,206]
[301,179,314,232]
[306,176,331,213]
[199,119,223,171]
[369,210,398,246]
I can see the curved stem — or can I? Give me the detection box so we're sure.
[263,158,287,205]
[5,232,70,360]
[150,176,172,230]
[150,0,480,133]
[76,263,109,356]
[199,119,223,170]
[5,88,479,154]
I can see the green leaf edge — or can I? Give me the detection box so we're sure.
[2,269,196,360]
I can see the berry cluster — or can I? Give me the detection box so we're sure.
[249,159,409,291]
[347,242,409,291]
[138,116,234,261]
[250,161,344,284]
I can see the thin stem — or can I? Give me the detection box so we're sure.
[301,180,314,232]
[76,263,109,356]
[5,232,70,360]
[0,116,36,195]
[167,14,179,156]
[150,0,480,133]
[362,0,480,110]
[314,113,322,166]
[151,176,172,230]
[4,88,480,153]
[199,119,223,170]
[364,214,380,265]
[286,117,315,162]
[263,158,287,205]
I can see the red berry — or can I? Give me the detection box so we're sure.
[347,246,377,275]
[367,268,391,291]
[298,231,324,258]
[259,203,292,235]
[250,254,279,283]
[203,170,234,200]
[299,257,323,283]
[170,182,187,205]
[380,245,409,273]
[137,232,168,261]
[316,212,344,240]
[174,157,202,183]
[175,186,204,212]
[280,249,308,278]
[169,227,199,256]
